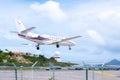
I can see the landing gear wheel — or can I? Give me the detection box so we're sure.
[56,44,59,48]
[69,46,71,50]
[36,44,40,50]
[37,46,40,50]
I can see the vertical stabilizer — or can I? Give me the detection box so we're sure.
[15,18,26,33]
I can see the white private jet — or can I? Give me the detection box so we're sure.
[14,19,81,50]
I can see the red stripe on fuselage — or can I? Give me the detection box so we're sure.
[18,34,50,41]
[18,34,26,37]
[28,36,50,40]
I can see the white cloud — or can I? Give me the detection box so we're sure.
[30,1,67,21]
[87,30,106,45]
[1,0,120,63]
[97,10,115,20]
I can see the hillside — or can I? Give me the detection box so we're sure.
[105,59,120,65]
[0,49,75,67]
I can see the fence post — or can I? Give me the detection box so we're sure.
[31,61,38,80]
[92,68,94,80]
[12,63,17,80]
[15,68,17,80]
[20,66,23,80]
[48,62,55,80]
[52,68,55,80]
[86,68,88,80]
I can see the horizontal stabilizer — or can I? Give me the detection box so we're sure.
[21,27,36,34]
[22,43,34,46]
[10,31,19,33]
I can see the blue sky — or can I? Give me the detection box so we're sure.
[0,0,120,64]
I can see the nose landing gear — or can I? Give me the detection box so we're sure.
[56,44,60,48]
[36,44,40,50]
[69,46,71,50]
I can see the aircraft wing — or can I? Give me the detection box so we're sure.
[60,35,81,41]
[49,35,81,45]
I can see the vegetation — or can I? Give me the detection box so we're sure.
[0,49,75,67]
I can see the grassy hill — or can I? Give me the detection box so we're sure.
[0,49,75,67]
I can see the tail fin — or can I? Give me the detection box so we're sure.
[15,19,36,35]
[15,18,26,33]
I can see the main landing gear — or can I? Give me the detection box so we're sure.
[56,44,72,50]
[36,44,72,50]
[36,44,40,50]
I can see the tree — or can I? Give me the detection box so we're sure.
[9,51,14,56]
[0,49,3,53]
[49,57,56,62]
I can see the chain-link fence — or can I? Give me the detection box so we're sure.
[0,67,120,80]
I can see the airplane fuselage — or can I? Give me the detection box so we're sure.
[18,33,75,46]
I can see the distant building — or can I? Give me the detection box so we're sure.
[13,51,21,55]
[54,51,61,62]
[12,51,32,56]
